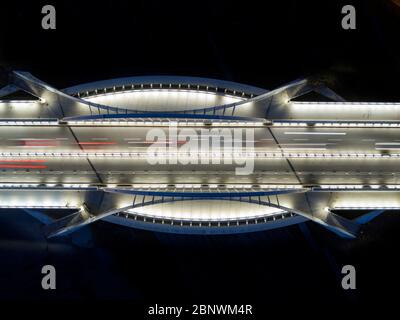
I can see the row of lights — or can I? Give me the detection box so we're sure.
[0,120,58,126]
[332,206,400,210]
[119,211,292,227]
[291,101,400,107]
[2,119,400,128]
[1,151,400,159]
[0,205,79,209]
[65,120,266,127]
[0,183,301,190]
[109,184,304,190]
[1,183,400,190]
[75,84,254,100]
[0,183,95,189]
[317,185,400,190]
[0,100,39,104]
[83,88,247,101]
[1,120,399,128]
[124,210,285,222]
[273,121,400,128]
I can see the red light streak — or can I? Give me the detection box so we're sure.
[0,165,47,169]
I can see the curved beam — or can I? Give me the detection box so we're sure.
[102,187,308,198]
[62,112,266,122]
[11,71,336,120]
[264,201,359,238]
[105,214,307,235]
[37,190,372,239]
[11,71,130,117]
[63,75,268,97]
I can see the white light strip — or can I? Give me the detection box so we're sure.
[110,184,304,190]
[284,131,347,135]
[274,122,308,127]
[291,102,400,108]
[0,183,298,190]
[124,210,285,222]
[0,151,400,159]
[319,185,364,189]
[0,121,59,126]
[274,121,400,128]
[1,183,399,190]
[279,143,328,146]
[6,119,400,128]
[317,185,400,190]
[0,205,80,209]
[81,88,247,101]
[66,120,266,127]
[0,100,39,104]
[332,206,400,210]
[0,183,96,189]
[280,147,327,151]
[375,142,400,145]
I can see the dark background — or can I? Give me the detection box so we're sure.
[0,0,399,316]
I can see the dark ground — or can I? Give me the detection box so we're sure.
[0,0,399,317]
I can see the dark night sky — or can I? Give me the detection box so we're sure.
[1,0,399,98]
[0,0,399,316]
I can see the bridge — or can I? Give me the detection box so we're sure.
[0,70,399,238]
